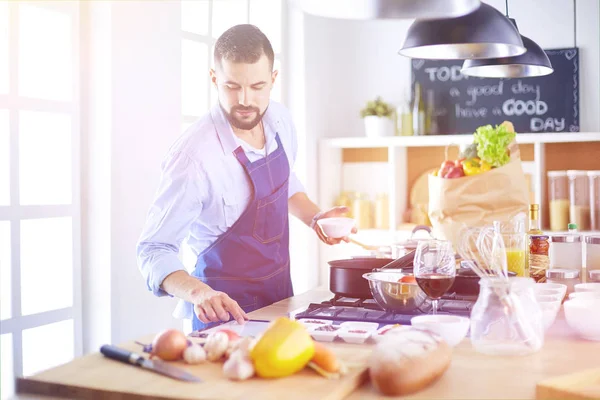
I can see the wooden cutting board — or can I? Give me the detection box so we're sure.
[536,368,600,400]
[16,336,373,400]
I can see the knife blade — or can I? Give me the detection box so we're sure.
[100,344,202,383]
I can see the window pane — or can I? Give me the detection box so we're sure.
[249,0,282,53]
[212,0,248,39]
[271,58,281,103]
[22,319,74,376]
[18,4,72,101]
[1,334,14,399]
[182,40,208,116]
[181,0,209,35]
[0,222,10,321]
[21,217,73,315]
[19,111,71,205]
[0,2,8,95]
[0,109,8,206]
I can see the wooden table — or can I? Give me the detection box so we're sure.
[12,287,600,400]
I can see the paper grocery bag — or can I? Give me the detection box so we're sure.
[428,142,529,250]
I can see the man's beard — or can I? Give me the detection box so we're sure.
[221,104,267,130]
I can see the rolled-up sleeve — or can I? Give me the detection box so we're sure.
[136,151,204,297]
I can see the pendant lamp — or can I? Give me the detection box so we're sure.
[461,1,553,78]
[290,0,480,20]
[398,2,526,60]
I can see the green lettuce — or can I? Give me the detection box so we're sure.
[473,124,516,167]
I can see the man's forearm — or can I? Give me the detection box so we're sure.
[288,192,320,227]
[161,270,212,303]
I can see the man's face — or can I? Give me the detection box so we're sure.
[210,54,278,130]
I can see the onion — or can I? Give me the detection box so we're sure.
[150,329,188,361]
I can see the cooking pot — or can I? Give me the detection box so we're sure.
[350,225,435,258]
[328,252,415,299]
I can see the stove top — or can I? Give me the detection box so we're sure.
[293,294,476,326]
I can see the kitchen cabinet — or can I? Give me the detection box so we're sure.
[317,132,600,286]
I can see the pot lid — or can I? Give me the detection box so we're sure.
[394,225,434,249]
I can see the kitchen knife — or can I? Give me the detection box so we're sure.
[100,344,202,383]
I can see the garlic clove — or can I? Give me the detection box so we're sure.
[183,343,207,364]
[205,331,229,362]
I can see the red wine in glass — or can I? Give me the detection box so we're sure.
[416,273,455,302]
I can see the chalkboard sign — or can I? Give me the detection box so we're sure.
[411,47,579,134]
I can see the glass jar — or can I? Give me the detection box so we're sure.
[374,193,389,230]
[546,268,580,296]
[589,269,600,282]
[589,171,600,231]
[530,235,550,283]
[567,170,591,231]
[548,171,570,231]
[549,233,582,272]
[585,236,600,272]
[470,277,544,356]
[352,192,373,229]
[494,217,528,277]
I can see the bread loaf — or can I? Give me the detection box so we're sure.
[368,328,452,396]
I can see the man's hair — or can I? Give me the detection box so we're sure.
[214,24,274,70]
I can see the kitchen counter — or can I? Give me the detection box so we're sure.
[11,286,600,400]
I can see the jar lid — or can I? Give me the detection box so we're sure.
[546,268,580,279]
[587,171,600,177]
[531,235,549,240]
[585,236,600,245]
[551,234,582,243]
[547,171,567,177]
[567,170,588,176]
[589,270,600,282]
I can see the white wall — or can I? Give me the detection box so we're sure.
[83,0,183,349]
[301,0,600,139]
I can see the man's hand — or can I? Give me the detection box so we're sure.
[192,289,249,325]
[313,206,358,245]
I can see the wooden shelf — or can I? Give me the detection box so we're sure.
[322,132,600,149]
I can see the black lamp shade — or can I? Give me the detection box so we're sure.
[461,35,554,78]
[399,2,526,60]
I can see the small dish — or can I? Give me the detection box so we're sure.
[339,321,379,333]
[317,217,355,238]
[534,283,567,299]
[568,291,600,300]
[410,315,470,347]
[535,294,562,331]
[563,298,600,341]
[297,318,334,330]
[574,283,600,293]
[309,324,341,342]
[371,324,412,343]
[338,329,371,344]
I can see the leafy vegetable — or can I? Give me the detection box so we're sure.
[473,124,516,167]
[459,143,478,160]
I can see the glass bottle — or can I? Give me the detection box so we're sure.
[396,92,413,136]
[425,89,438,135]
[412,83,425,136]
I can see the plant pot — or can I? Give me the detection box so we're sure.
[364,116,394,138]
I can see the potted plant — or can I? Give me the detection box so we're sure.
[360,97,395,137]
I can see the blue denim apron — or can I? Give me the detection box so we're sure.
[191,133,293,331]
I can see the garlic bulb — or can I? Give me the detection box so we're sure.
[225,337,252,359]
[205,331,229,361]
[183,343,206,364]
[223,349,255,381]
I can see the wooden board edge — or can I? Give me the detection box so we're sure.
[16,377,179,400]
[324,368,370,400]
[535,368,600,400]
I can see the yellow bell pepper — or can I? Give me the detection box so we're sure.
[250,317,315,378]
[462,158,491,176]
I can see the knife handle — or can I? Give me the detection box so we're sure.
[100,345,143,365]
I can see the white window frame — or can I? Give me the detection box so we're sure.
[0,0,82,382]
[181,0,287,126]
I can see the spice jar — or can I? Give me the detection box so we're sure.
[589,269,600,283]
[585,236,600,272]
[548,171,570,231]
[567,170,591,231]
[374,193,389,230]
[589,171,600,231]
[549,233,582,272]
[546,269,581,296]
[530,235,550,283]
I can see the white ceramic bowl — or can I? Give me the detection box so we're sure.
[574,283,600,293]
[535,294,562,331]
[410,315,470,347]
[563,298,600,341]
[534,282,567,300]
[316,217,355,238]
[568,291,600,300]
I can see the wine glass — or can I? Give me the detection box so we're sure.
[414,240,456,315]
